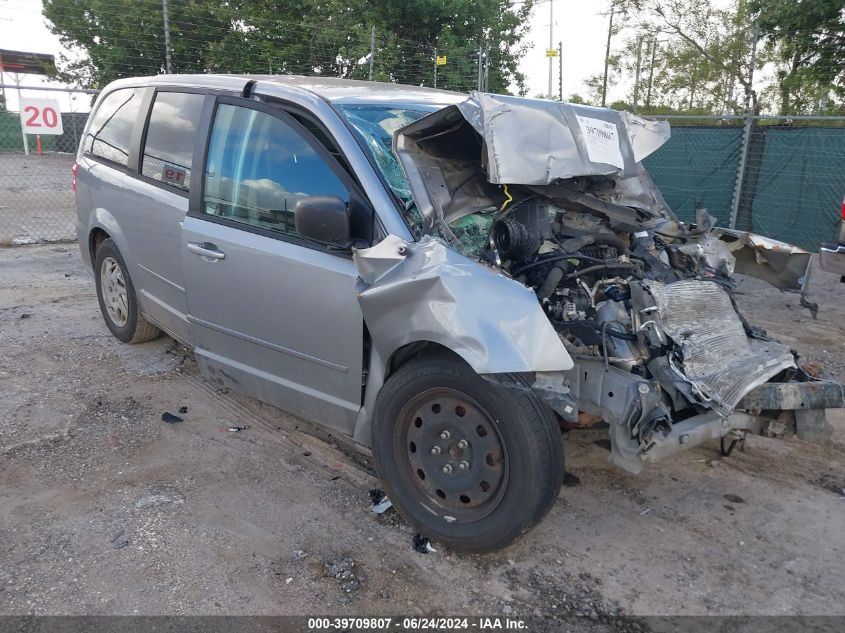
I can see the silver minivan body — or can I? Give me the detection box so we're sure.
[77,74,844,473]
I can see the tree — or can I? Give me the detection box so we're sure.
[615,0,758,114]
[750,0,845,115]
[42,0,535,93]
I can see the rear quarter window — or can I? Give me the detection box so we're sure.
[83,88,143,167]
[141,91,205,192]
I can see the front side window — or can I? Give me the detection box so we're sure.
[203,104,349,238]
[84,88,143,166]
[142,92,205,192]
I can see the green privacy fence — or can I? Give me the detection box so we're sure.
[2,105,845,247]
[643,121,845,251]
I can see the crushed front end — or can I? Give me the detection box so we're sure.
[387,93,845,473]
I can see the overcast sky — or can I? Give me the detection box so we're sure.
[0,0,621,112]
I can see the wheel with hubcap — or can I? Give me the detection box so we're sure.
[93,238,161,344]
[372,352,563,552]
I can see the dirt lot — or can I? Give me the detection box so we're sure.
[0,153,76,244]
[1,244,845,624]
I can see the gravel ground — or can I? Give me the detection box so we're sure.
[0,153,76,244]
[1,245,844,625]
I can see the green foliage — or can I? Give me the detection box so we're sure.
[41,0,534,93]
[750,0,845,115]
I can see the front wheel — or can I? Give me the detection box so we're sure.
[372,353,563,552]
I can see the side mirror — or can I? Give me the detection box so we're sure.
[293,196,352,248]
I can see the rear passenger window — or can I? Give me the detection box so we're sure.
[84,88,142,166]
[203,104,349,237]
[142,92,205,192]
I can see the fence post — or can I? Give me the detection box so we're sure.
[162,0,173,74]
[729,114,752,230]
[368,26,375,81]
[729,24,759,230]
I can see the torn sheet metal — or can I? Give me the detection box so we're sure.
[714,228,812,291]
[644,279,795,414]
[455,93,670,183]
[393,93,672,234]
[353,235,573,374]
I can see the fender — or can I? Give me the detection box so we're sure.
[353,235,573,376]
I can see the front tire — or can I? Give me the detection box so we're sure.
[94,238,161,344]
[372,352,563,553]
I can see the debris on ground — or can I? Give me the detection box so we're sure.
[723,494,746,504]
[161,412,183,424]
[368,488,384,505]
[324,556,362,593]
[220,425,248,432]
[413,533,436,554]
[371,495,393,514]
[110,529,129,550]
[178,406,188,414]
[19,313,31,319]
[291,550,309,561]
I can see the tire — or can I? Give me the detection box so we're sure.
[372,352,563,553]
[93,238,161,344]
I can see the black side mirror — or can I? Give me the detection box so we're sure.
[293,196,352,248]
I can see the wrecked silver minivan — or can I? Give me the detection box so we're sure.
[355,92,845,543]
[77,76,844,553]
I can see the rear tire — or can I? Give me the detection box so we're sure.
[94,238,161,344]
[372,352,563,553]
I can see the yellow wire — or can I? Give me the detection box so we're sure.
[499,184,513,213]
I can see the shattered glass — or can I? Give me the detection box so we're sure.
[338,105,433,235]
[447,212,495,257]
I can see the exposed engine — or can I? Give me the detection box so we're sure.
[470,185,801,471]
[367,92,844,474]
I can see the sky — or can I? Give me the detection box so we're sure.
[0,0,622,113]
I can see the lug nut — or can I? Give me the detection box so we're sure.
[430,446,441,455]
[458,461,469,471]
[442,464,453,474]
[457,439,468,449]
[440,430,451,440]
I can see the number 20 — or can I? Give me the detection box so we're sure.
[24,106,59,128]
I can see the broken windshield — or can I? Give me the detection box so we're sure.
[338,104,435,237]
[338,103,497,252]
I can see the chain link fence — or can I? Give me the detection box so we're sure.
[0,90,90,244]
[2,97,845,249]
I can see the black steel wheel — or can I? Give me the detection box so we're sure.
[397,388,508,523]
[372,351,563,552]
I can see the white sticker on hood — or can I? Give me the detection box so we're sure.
[576,115,624,169]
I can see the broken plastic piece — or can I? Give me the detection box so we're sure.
[371,496,393,514]
[412,533,436,554]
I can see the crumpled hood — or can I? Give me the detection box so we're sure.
[393,92,672,232]
[455,93,670,183]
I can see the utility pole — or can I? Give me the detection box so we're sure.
[645,37,657,112]
[368,26,375,81]
[162,0,172,74]
[632,36,643,112]
[433,47,438,89]
[547,0,554,99]
[558,41,563,101]
[601,4,615,107]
